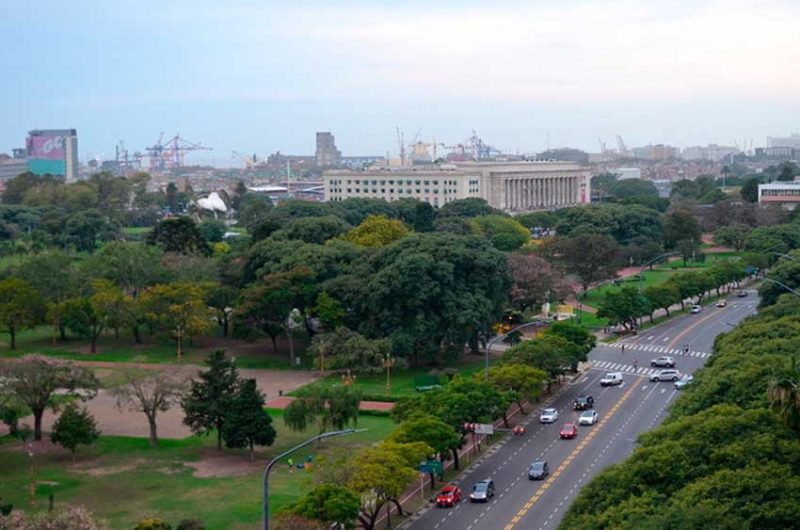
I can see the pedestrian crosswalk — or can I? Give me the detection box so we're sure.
[604,342,710,358]
[591,360,666,377]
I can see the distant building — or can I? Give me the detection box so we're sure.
[537,148,589,165]
[615,167,642,180]
[631,144,679,161]
[767,134,800,149]
[0,158,27,181]
[681,144,738,162]
[324,161,590,212]
[755,146,798,160]
[758,181,800,209]
[315,132,341,167]
[26,129,79,181]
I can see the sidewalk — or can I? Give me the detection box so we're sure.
[265,395,395,412]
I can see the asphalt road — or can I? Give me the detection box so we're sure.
[404,291,758,530]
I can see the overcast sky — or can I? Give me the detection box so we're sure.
[2,0,799,166]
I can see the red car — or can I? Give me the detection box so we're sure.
[435,486,462,507]
[559,423,578,439]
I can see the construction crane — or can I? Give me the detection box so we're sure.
[146,133,212,171]
[232,150,258,169]
[396,127,406,166]
[615,135,630,157]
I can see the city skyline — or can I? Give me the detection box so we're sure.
[2,0,799,165]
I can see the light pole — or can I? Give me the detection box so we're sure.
[384,353,395,394]
[485,321,542,381]
[638,252,676,292]
[762,278,800,299]
[262,428,364,530]
[769,251,798,262]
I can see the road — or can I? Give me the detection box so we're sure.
[403,292,758,530]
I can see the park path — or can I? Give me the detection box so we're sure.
[265,395,394,411]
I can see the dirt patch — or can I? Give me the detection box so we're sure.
[186,452,263,478]
[70,458,147,476]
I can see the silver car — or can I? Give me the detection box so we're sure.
[650,369,680,382]
[578,410,599,426]
[674,374,694,389]
[539,408,558,424]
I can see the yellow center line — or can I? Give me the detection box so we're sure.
[667,307,721,349]
[501,377,643,530]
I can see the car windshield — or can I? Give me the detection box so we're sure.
[543,409,555,415]
[581,411,593,417]
[530,462,545,471]
[440,490,455,496]
[473,483,488,492]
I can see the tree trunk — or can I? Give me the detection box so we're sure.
[132,324,142,344]
[286,328,295,366]
[502,411,510,429]
[664,307,670,317]
[249,441,254,462]
[216,419,223,450]
[517,400,526,415]
[114,327,120,339]
[59,324,67,341]
[390,498,405,516]
[147,415,159,448]
[268,333,278,353]
[176,328,183,360]
[222,317,229,337]
[91,335,98,353]
[33,408,44,441]
[451,447,460,470]
[9,327,16,350]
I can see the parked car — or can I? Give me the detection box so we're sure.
[528,461,549,480]
[690,305,702,314]
[539,408,559,424]
[469,479,495,502]
[560,423,578,439]
[600,372,624,386]
[578,410,599,426]
[651,356,676,368]
[573,395,594,410]
[435,486,462,507]
[716,300,727,307]
[737,290,748,297]
[650,369,681,382]
[674,374,694,389]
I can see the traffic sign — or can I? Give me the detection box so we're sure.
[474,423,494,435]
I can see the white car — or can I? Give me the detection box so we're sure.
[539,408,559,424]
[650,369,681,382]
[578,410,599,426]
[674,375,694,389]
[716,300,727,308]
[600,372,624,386]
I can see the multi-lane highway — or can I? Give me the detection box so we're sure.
[404,293,758,530]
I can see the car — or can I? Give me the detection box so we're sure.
[600,372,624,386]
[559,423,578,439]
[737,290,748,297]
[573,395,594,410]
[674,374,694,389]
[578,410,599,426]
[716,300,727,308]
[469,479,495,502]
[435,485,462,507]
[528,461,549,480]
[650,369,680,382]
[650,356,676,368]
[539,408,559,424]
[690,305,702,314]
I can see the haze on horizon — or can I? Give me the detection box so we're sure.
[2,0,798,166]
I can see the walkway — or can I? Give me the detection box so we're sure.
[265,395,395,411]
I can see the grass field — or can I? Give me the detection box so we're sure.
[0,412,396,530]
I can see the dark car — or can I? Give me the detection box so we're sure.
[469,479,495,502]
[528,461,549,480]
[435,485,462,507]
[573,395,594,410]
[560,423,578,439]
[737,290,748,297]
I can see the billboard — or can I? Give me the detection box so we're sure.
[27,134,66,161]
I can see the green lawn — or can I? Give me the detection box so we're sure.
[573,310,609,329]
[0,413,396,530]
[290,361,485,400]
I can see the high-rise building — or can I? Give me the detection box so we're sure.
[767,134,800,149]
[26,129,79,181]
[315,132,341,167]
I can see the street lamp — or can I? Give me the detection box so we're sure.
[384,353,395,394]
[262,428,364,530]
[769,251,798,262]
[485,321,542,381]
[638,252,676,292]
[762,278,800,299]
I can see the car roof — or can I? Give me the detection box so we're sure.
[562,423,575,427]
[580,409,595,415]
[441,485,458,492]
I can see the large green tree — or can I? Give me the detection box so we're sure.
[555,234,622,292]
[147,217,211,255]
[50,403,100,457]
[0,278,43,350]
[283,385,361,434]
[222,379,276,460]
[290,484,360,529]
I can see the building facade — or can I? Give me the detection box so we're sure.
[26,129,79,181]
[758,181,800,209]
[315,132,341,167]
[767,134,800,149]
[324,161,590,212]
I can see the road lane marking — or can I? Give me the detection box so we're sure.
[500,377,643,530]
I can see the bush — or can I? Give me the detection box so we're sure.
[176,520,204,530]
[133,519,171,530]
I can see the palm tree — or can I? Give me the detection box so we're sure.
[768,356,800,433]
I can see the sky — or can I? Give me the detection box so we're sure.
[1,0,799,166]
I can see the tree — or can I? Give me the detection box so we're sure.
[197,219,227,243]
[664,210,701,248]
[313,291,345,330]
[607,178,659,198]
[714,223,751,251]
[89,242,166,298]
[596,286,652,330]
[65,208,116,253]
[50,403,100,457]
[436,198,502,218]
[508,253,571,312]
[147,217,211,256]
[276,215,351,244]
[284,385,361,434]
[0,278,42,350]
[389,414,461,484]
[112,370,188,447]
[555,234,622,292]
[486,364,546,414]
[768,356,800,433]
[675,238,700,266]
[181,350,240,450]
[740,177,760,203]
[140,283,212,359]
[0,505,110,529]
[340,215,410,247]
[759,258,800,307]
[644,284,680,318]
[205,284,238,337]
[547,321,596,357]
[0,355,98,441]
[308,327,392,374]
[290,484,360,529]
[469,215,530,251]
[413,201,435,232]
[221,379,276,460]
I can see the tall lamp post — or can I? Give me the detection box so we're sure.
[638,252,676,293]
[762,278,800,299]
[485,321,543,381]
[262,428,364,530]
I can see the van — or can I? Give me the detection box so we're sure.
[600,372,624,386]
